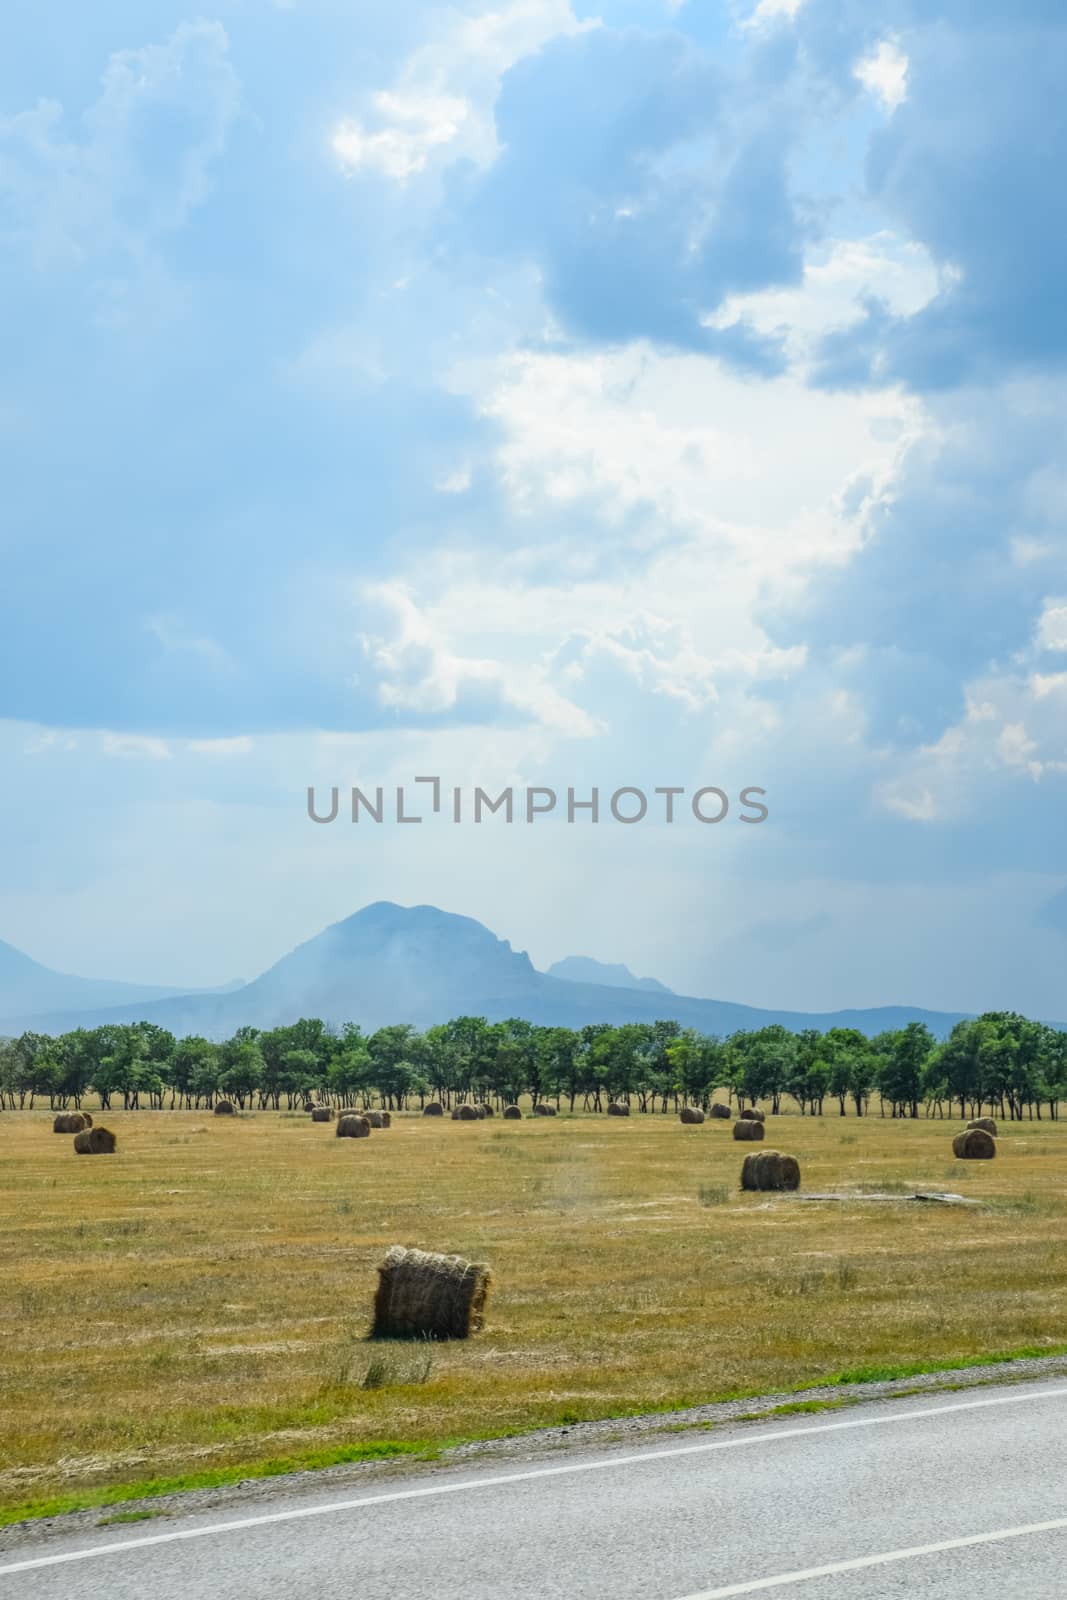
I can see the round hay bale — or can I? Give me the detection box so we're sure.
[378,1111,392,1128]
[336,1113,371,1139]
[365,1110,385,1128]
[733,1118,765,1142]
[967,1117,998,1137]
[606,1102,630,1117]
[372,1245,491,1340]
[452,1104,479,1121]
[953,1128,996,1160]
[532,1103,557,1116]
[709,1103,732,1120]
[481,1104,495,1118]
[740,1149,799,1191]
[739,1107,765,1123]
[779,1155,801,1191]
[310,1106,335,1123]
[503,1105,523,1119]
[475,1105,487,1120]
[680,1106,705,1125]
[53,1112,87,1134]
[73,1126,117,1155]
[214,1100,235,1116]
[423,1102,444,1117]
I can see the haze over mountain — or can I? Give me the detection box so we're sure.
[0,902,975,1041]
[0,939,241,1024]
[547,956,673,995]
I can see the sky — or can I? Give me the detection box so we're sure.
[1,0,1065,1016]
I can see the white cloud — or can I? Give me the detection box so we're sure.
[876,666,1067,821]
[0,22,240,267]
[330,0,590,181]
[1037,601,1067,652]
[467,343,925,567]
[706,233,940,369]
[855,40,909,112]
[101,733,172,761]
[357,581,599,736]
[746,0,808,27]
[332,93,470,180]
[435,464,473,495]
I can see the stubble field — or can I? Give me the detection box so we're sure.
[1,1107,1065,1522]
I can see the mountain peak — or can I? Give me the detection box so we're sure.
[547,955,674,995]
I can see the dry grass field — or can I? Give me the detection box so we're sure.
[2,1107,1066,1521]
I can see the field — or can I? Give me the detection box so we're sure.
[2,1107,1066,1522]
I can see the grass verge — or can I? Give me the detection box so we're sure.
[4,1342,1067,1532]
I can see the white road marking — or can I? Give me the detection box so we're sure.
[673,1516,1067,1597]
[1,1385,1065,1578]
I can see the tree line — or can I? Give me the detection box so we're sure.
[1,1011,1064,1121]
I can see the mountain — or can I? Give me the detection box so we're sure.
[0,938,237,1025]
[547,956,673,994]
[0,902,974,1041]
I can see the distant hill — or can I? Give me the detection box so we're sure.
[547,955,673,994]
[0,938,238,1025]
[0,901,974,1041]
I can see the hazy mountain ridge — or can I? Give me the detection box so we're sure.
[0,938,241,1023]
[0,901,975,1041]
[547,956,673,994]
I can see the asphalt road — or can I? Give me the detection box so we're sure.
[2,1383,1066,1600]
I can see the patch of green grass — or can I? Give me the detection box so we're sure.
[0,1441,435,1530]
[814,1342,1067,1388]
[697,1184,730,1206]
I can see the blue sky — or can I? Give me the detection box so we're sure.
[2,0,1065,1015]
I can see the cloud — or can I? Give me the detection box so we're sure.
[332,93,470,180]
[1037,602,1067,652]
[854,39,908,110]
[803,11,1067,388]
[0,21,240,268]
[457,24,809,351]
[330,0,588,180]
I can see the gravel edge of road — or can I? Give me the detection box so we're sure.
[4,1352,1067,1553]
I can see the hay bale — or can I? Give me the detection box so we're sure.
[503,1105,523,1119]
[423,1102,444,1117]
[475,1105,487,1120]
[452,1104,479,1121]
[779,1155,801,1191]
[532,1103,557,1116]
[73,1126,117,1155]
[739,1107,765,1123]
[740,1149,799,1191]
[379,1111,392,1128]
[481,1104,495,1118]
[365,1111,385,1128]
[310,1106,335,1123]
[372,1245,491,1340]
[709,1103,732,1120]
[733,1118,765,1142]
[968,1118,998,1137]
[680,1106,705,1125]
[606,1102,630,1117]
[53,1112,87,1134]
[953,1128,996,1160]
[214,1100,235,1116]
[336,1113,371,1139]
